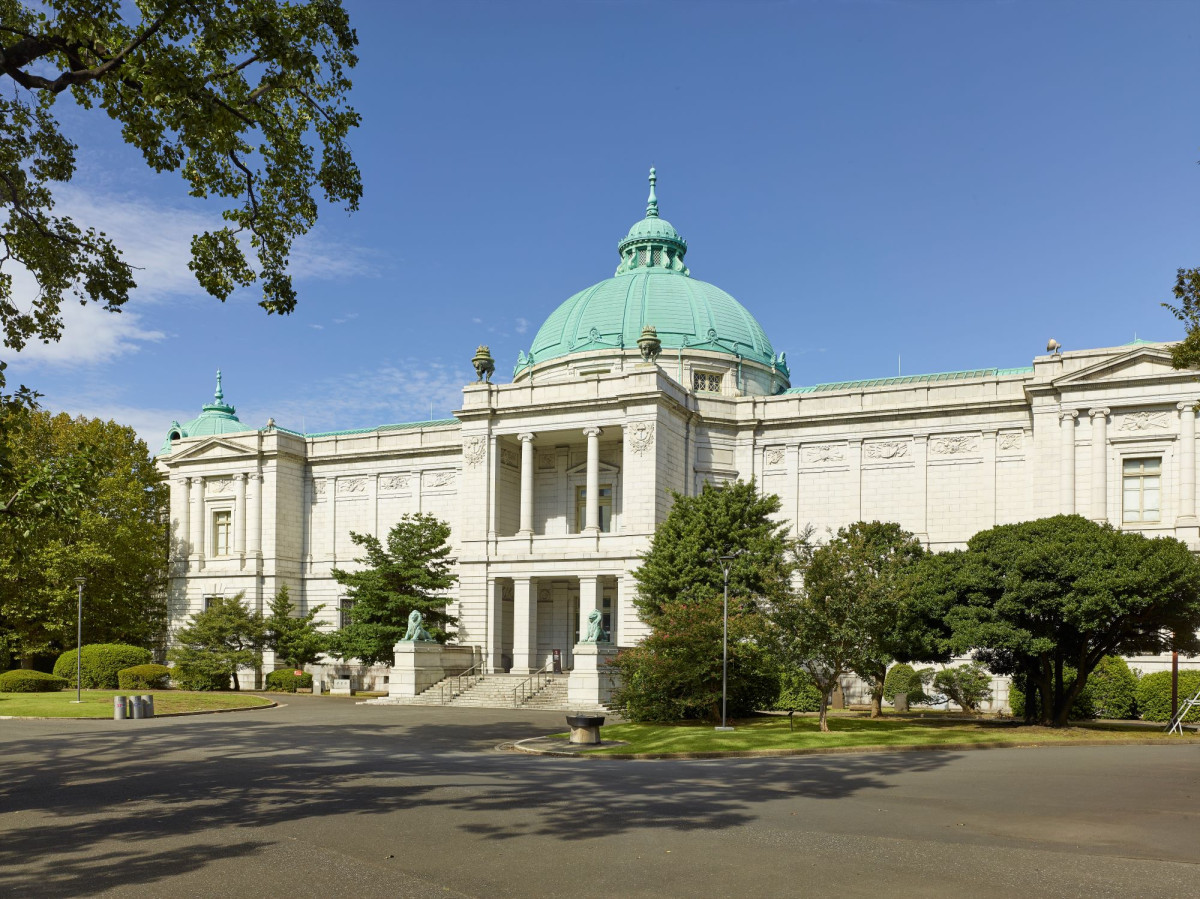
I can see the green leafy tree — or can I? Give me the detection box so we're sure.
[329,514,458,666]
[168,593,262,691]
[927,664,993,714]
[0,409,167,666]
[261,584,324,669]
[1164,268,1200,370]
[908,515,1200,727]
[610,481,795,723]
[0,0,361,401]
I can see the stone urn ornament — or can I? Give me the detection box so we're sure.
[637,325,661,362]
[472,345,495,383]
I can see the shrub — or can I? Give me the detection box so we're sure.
[1136,670,1200,723]
[118,664,172,690]
[170,658,231,691]
[54,644,151,689]
[773,669,822,712]
[1086,656,1138,719]
[932,664,993,713]
[0,669,68,692]
[265,669,313,693]
[883,664,920,702]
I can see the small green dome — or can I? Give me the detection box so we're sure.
[517,168,786,377]
[159,371,246,455]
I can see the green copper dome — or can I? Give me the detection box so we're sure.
[159,371,246,455]
[517,169,786,376]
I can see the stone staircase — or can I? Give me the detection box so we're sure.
[372,672,592,711]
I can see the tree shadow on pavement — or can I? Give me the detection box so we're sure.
[0,707,956,895]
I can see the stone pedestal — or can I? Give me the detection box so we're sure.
[567,643,619,709]
[388,643,478,699]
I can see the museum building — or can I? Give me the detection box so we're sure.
[157,170,1199,706]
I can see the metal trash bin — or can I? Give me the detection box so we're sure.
[130,695,145,719]
[113,696,128,720]
[142,694,154,718]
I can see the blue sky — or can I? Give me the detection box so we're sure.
[8,0,1200,447]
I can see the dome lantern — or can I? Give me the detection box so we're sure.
[616,168,689,276]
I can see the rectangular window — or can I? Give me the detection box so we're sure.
[1123,458,1161,523]
[212,510,232,556]
[693,371,722,393]
[575,484,613,533]
[339,598,356,629]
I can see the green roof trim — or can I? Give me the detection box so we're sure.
[785,366,1034,394]
[279,417,458,439]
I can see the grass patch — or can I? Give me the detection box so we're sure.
[579,715,1200,756]
[0,689,273,718]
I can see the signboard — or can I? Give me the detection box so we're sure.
[552,648,562,674]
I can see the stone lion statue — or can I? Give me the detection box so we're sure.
[400,609,434,642]
[582,608,608,644]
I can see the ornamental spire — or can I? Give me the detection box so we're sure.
[214,369,224,404]
[645,166,659,218]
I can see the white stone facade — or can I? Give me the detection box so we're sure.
[158,339,1200,697]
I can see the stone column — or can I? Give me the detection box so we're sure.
[190,477,205,564]
[518,432,535,536]
[176,477,190,562]
[982,430,998,527]
[512,576,538,674]
[235,473,248,558]
[578,574,603,642]
[583,426,602,535]
[847,439,863,521]
[486,578,506,673]
[1179,403,1198,526]
[326,478,336,566]
[1089,408,1110,522]
[249,473,263,557]
[1060,410,1078,514]
[913,435,929,542]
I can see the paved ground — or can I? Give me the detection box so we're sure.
[1,695,1197,898]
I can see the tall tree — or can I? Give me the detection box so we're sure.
[168,592,262,690]
[329,514,458,666]
[0,409,167,666]
[610,481,795,723]
[261,584,325,669]
[907,515,1200,727]
[0,0,361,400]
[801,521,936,718]
[1164,268,1200,370]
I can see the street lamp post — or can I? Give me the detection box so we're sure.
[715,551,744,732]
[72,577,86,704]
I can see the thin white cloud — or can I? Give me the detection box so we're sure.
[9,300,166,366]
[515,317,530,334]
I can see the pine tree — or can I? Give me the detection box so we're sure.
[168,594,262,691]
[262,585,326,670]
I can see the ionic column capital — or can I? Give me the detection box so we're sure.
[1060,410,1079,423]
[1179,401,1197,414]
[583,426,602,438]
[517,432,535,443]
[1089,407,1111,420]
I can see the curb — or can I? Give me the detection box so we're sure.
[507,734,1200,760]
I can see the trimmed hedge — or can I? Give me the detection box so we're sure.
[1087,656,1138,720]
[265,669,313,693]
[0,669,68,693]
[118,664,172,690]
[772,669,821,712]
[883,664,921,702]
[170,665,230,691]
[1136,670,1200,723]
[54,644,151,689]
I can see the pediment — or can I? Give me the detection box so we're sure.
[166,436,257,464]
[565,459,620,476]
[1054,346,1181,387]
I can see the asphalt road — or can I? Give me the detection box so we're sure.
[1,695,1197,898]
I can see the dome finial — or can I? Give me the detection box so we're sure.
[646,166,659,218]
[214,368,224,404]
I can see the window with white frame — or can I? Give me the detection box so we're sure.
[1122,458,1161,523]
[693,371,722,393]
[211,510,232,556]
[575,484,613,533]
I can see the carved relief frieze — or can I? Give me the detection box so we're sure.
[627,421,655,456]
[864,440,910,461]
[802,444,845,464]
[1118,411,1170,432]
[313,479,327,497]
[206,477,233,494]
[379,474,411,493]
[537,452,556,470]
[337,477,366,495]
[500,447,518,469]
[998,432,1023,452]
[424,470,456,489]
[463,435,486,468]
[930,435,980,456]
[764,446,785,467]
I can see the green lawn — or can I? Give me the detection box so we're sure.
[577,714,1199,756]
[0,689,274,718]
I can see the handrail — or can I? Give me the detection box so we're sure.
[440,663,482,705]
[513,662,554,708]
